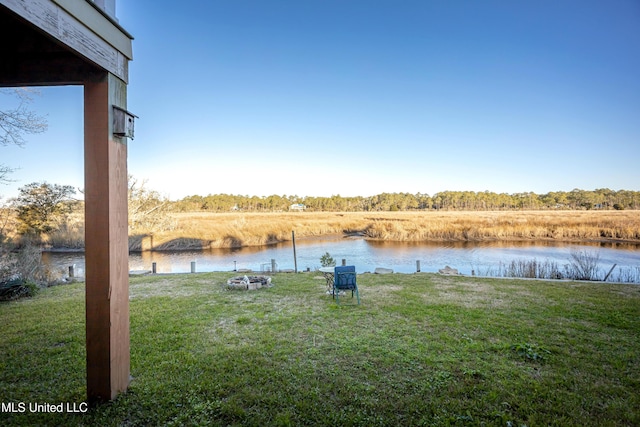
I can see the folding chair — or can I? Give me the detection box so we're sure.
[333,266,360,305]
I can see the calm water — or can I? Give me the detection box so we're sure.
[42,237,640,280]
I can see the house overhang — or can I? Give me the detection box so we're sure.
[0,0,133,85]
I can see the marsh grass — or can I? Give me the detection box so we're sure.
[134,210,640,251]
[492,259,565,280]
[1,273,639,426]
[613,266,640,283]
[134,212,366,250]
[480,250,640,283]
[17,210,640,251]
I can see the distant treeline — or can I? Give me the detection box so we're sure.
[171,189,640,212]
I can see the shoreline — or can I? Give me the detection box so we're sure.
[50,269,640,286]
[42,234,640,253]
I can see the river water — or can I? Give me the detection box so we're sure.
[42,237,640,282]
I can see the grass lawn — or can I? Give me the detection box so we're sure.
[1,272,639,426]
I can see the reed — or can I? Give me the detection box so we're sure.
[8,210,637,251]
[363,211,640,242]
[476,249,640,283]
[613,266,640,283]
[133,210,640,251]
[495,259,565,280]
[129,212,368,251]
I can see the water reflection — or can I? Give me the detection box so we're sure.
[42,237,640,280]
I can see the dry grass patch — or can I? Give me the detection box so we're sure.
[357,277,403,300]
[429,276,507,308]
[128,273,233,300]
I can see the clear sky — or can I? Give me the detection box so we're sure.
[1,0,639,201]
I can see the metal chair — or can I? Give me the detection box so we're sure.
[333,266,360,305]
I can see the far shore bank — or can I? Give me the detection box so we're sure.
[39,210,640,252]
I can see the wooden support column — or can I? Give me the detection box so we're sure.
[84,71,130,403]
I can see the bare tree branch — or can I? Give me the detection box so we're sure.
[128,176,175,233]
[0,88,48,147]
[0,164,16,185]
[0,89,48,186]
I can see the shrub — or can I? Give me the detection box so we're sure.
[0,279,39,301]
[320,252,336,267]
[568,250,602,281]
[0,239,57,293]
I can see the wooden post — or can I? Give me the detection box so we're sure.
[271,259,277,272]
[191,261,196,273]
[416,260,421,272]
[84,72,130,403]
[292,231,297,273]
[604,264,617,282]
[152,262,157,274]
[342,259,346,266]
[69,265,75,278]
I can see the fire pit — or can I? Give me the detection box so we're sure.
[226,275,272,290]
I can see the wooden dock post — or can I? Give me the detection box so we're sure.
[604,264,617,282]
[292,231,298,273]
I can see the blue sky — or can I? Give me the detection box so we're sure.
[1,0,639,201]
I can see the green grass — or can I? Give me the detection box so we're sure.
[1,272,639,426]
